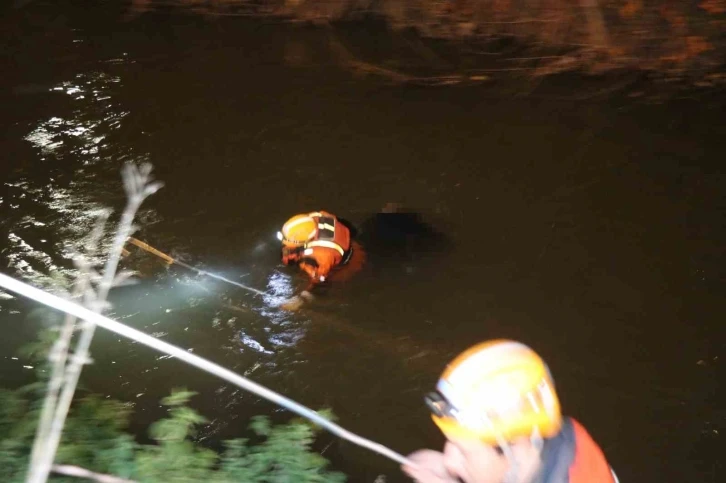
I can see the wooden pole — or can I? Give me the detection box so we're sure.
[126,237,174,264]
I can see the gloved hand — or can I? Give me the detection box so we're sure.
[281,246,302,265]
[280,290,314,312]
[281,296,304,311]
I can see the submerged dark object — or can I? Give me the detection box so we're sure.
[355,204,452,261]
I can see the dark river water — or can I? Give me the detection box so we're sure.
[1,2,724,482]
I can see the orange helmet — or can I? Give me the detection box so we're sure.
[277,213,318,247]
[426,340,562,445]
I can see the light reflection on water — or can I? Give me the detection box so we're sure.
[24,72,126,163]
[5,68,135,293]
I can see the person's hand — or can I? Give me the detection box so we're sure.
[281,246,302,265]
[281,249,294,265]
[280,295,304,311]
[279,289,315,311]
[402,450,458,483]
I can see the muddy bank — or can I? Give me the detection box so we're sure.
[122,0,726,88]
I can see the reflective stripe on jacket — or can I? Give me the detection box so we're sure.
[305,212,350,257]
[296,212,352,282]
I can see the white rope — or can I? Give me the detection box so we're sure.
[175,262,268,296]
[51,465,135,483]
[0,273,415,468]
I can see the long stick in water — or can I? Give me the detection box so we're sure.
[126,237,267,296]
[0,273,416,468]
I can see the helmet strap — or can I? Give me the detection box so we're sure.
[530,426,543,452]
[501,441,518,483]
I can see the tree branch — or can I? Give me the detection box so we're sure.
[26,164,161,483]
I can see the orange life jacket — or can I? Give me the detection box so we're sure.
[539,418,617,483]
[290,212,352,283]
[568,419,617,483]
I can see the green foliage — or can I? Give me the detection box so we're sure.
[55,396,136,477]
[0,388,36,482]
[135,389,218,482]
[0,385,346,482]
[0,389,137,483]
[217,411,345,483]
[17,326,60,362]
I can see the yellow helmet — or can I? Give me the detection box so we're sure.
[427,340,562,445]
[278,214,317,247]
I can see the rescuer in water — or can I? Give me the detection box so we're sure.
[276,210,362,310]
[402,339,619,483]
[276,205,450,310]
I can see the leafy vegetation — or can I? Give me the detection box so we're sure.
[1,384,346,482]
[3,331,344,482]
